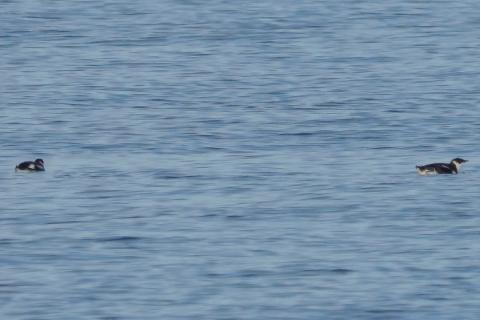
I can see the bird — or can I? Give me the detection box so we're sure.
[15,159,45,172]
[416,158,467,175]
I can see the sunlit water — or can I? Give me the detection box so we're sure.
[1,1,480,319]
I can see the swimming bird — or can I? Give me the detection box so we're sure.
[416,158,467,175]
[15,159,45,172]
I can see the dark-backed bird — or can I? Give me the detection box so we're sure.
[15,159,45,172]
[416,158,467,175]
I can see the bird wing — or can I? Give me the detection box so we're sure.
[432,163,453,174]
[16,161,33,170]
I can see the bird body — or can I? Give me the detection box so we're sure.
[15,159,45,172]
[416,158,467,175]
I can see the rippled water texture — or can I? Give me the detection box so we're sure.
[1,1,480,319]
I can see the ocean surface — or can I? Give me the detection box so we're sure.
[1,1,480,319]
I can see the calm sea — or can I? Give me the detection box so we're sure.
[1,1,480,319]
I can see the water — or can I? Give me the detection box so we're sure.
[1,0,480,319]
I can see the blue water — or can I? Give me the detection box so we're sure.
[1,1,480,319]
